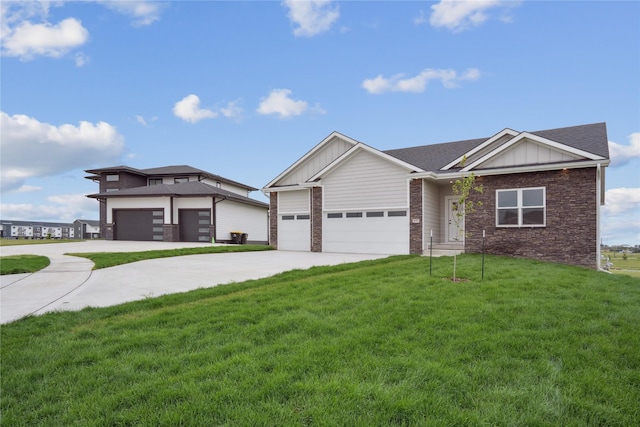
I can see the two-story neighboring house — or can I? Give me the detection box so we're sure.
[86,165,269,244]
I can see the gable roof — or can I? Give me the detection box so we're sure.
[384,122,609,173]
[87,181,268,208]
[85,165,257,191]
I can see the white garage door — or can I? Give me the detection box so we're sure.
[278,214,310,251]
[323,210,409,255]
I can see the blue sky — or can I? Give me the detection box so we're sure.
[1,0,639,245]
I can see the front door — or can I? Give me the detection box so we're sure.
[446,196,464,243]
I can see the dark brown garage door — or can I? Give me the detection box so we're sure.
[179,209,211,242]
[114,210,163,241]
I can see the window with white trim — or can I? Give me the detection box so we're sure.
[496,187,545,227]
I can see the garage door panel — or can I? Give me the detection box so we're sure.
[324,215,408,254]
[278,216,310,251]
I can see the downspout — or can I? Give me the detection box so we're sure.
[596,163,605,271]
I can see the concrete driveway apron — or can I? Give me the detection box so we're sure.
[1,241,387,324]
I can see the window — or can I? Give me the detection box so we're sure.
[497,187,545,227]
[149,178,162,185]
[388,210,407,217]
[174,177,189,183]
[282,215,295,220]
[367,211,384,217]
[106,174,119,182]
[297,214,310,220]
[327,213,343,219]
[346,212,363,218]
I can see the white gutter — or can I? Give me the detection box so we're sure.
[410,159,611,181]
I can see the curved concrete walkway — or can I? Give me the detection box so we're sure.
[1,241,387,324]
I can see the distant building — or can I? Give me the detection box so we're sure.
[74,219,101,239]
[0,219,100,240]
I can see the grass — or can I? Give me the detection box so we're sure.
[0,238,79,246]
[67,244,274,269]
[2,254,639,425]
[603,250,640,278]
[0,255,50,275]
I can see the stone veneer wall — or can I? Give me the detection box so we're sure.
[409,179,423,254]
[163,224,180,242]
[464,168,598,269]
[311,187,323,252]
[269,192,278,248]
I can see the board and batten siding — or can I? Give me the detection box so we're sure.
[278,190,310,213]
[216,201,268,242]
[479,139,581,169]
[278,137,353,186]
[322,150,410,211]
[422,180,441,243]
[107,197,170,223]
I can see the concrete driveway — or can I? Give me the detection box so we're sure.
[1,241,387,324]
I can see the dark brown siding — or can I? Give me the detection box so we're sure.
[465,168,598,269]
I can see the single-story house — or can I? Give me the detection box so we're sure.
[263,123,610,269]
[86,165,269,244]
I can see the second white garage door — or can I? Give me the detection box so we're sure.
[278,214,310,251]
[323,210,409,255]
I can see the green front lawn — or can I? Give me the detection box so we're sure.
[67,244,273,269]
[0,239,79,246]
[2,255,639,425]
[0,255,50,275]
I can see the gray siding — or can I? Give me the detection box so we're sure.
[279,137,353,186]
[422,180,441,244]
[278,190,310,213]
[323,150,409,211]
[479,139,581,169]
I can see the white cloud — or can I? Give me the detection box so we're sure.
[2,17,88,60]
[362,68,481,94]
[173,94,217,123]
[96,1,165,27]
[430,0,520,33]
[18,184,42,193]
[609,133,640,167]
[257,89,310,118]
[173,95,246,123]
[601,187,640,245]
[0,194,98,222]
[0,112,125,193]
[1,1,164,61]
[414,10,427,25]
[283,0,339,37]
[219,100,245,121]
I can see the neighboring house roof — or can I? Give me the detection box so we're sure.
[0,220,74,227]
[74,219,100,226]
[87,181,269,209]
[85,165,258,191]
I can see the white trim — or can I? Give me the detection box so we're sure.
[441,128,519,170]
[411,159,611,181]
[263,131,359,189]
[307,143,424,182]
[596,163,602,270]
[462,132,606,172]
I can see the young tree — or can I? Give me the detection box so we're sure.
[450,156,483,281]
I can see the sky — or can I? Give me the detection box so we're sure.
[1,0,639,245]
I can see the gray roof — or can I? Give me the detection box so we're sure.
[85,164,258,191]
[88,181,268,208]
[383,122,609,172]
